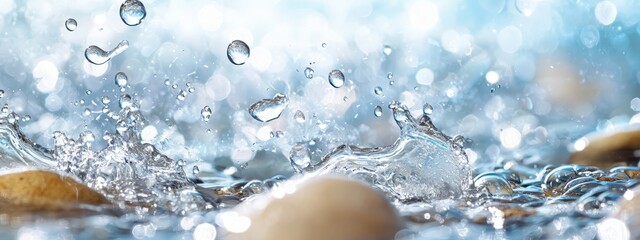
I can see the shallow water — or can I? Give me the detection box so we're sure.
[1,0,640,239]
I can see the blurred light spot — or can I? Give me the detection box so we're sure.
[250,46,272,72]
[409,1,439,32]
[464,148,478,164]
[416,68,434,85]
[500,127,521,149]
[33,60,59,93]
[623,190,634,200]
[205,74,231,101]
[141,125,158,141]
[595,1,617,26]
[17,227,47,240]
[597,218,629,240]
[215,211,251,233]
[45,94,63,112]
[498,26,522,54]
[193,223,217,240]
[83,59,109,77]
[198,5,223,32]
[485,71,500,84]
[573,137,588,151]
[630,97,640,111]
[580,25,600,48]
[256,126,273,141]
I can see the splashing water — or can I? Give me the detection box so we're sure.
[119,0,146,26]
[64,18,77,31]
[290,102,471,203]
[226,40,250,65]
[84,40,130,65]
[248,93,289,122]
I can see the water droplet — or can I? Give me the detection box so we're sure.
[192,166,200,175]
[119,0,146,26]
[383,45,392,55]
[294,110,305,123]
[321,43,327,48]
[304,67,314,79]
[83,108,91,116]
[101,96,111,105]
[374,86,383,96]
[343,96,349,102]
[595,1,617,26]
[515,0,538,17]
[289,143,311,172]
[119,94,133,109]
[422,103,433,115]
[473,173,514,196]
[0,89,4,98]
[389,80,395,86]
[201,106,212,122]
[164,79,170,86]
[248,93,289,122]
[85,40,129,65]
[65,18,77,31]
[374,106,383,117]
[177,90,187,101]
[328,69,345,88]
[387,72,393,79]
[115,72,128,88]
[227,40,250,65]
[86,90,92,95]
[453,135,465,147]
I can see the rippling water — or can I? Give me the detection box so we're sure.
[1,0,640,239]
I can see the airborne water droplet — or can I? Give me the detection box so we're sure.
[115,72,128,88]
[423,103,433,115]
[328,69,345,88]
[289,143,311,171]
[387,72,393,79]
[192,166,200,175]
[201,105,212,122]
[383,45,392,55]
[101,96,111,105]
[294,110,305,123]
[0,89,4,98]
[65,18,77,31]
[248,93,289,122]
[119,0,146,26]
[227,40,250,65]
[374,106,383,117]
[304,67,314,79]
[374,86,383,96]
[177,90,187,101]
[85,40,129,65]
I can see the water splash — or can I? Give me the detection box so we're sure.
[290,101,471,203]
[84,40,130,65]
[248,93,289,122]
[120,0,146,26]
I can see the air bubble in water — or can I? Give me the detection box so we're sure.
[515,0,538,17]
[65,18,77,31]
[304,67,314,79]
[422,103,433,115]
[374,106,383,117]
[227,40,250,65]
[374,86,383,95]
[248,93,289,122]
[85,40,129,65]
[328,69,345,88]
[119,0,146,26]
[294,110,305,123]
[115,72,128,88]
[473,173,514,195]
[383,45,392,55]
[201,106,212,122]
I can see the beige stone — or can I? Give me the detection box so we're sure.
[569,130,640,170]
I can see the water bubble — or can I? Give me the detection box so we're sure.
[248,93,289,122]
[328,69,345,88]
[304,67,314,79]
[177,90,187,101]
[65,18,77,31]
[201,106,212,122]
[343,96,349,102]
[389,80,394,86]
[422,103,433,115]
[192,166,200,175]
[86,90,92,95]
[542,166,578,196]
[387,72,393,79]
[321,43,327,48]
[383,45,392,55]
[164,79,170,86]
[515,0,538,16]
[473,173,514,196]
[374,86,383,95]
[227,40,250,65]
[374,106,383,117]
[595,1,617,26]
[289,143,311,172]
[0,89,4,98]
[294,110,305,123]
[119,0,147,26]
[83,108,91,116]
[101,96,111,105]
[115,72,128,88]
[85,40,129,65]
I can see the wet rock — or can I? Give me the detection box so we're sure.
[228,176,402,240]
[0,170,109,210]
[569,129,640,170]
